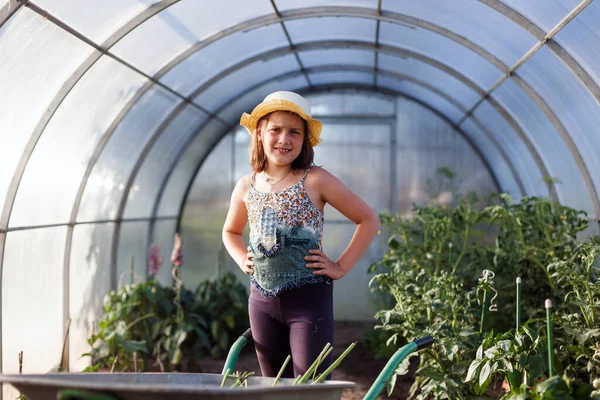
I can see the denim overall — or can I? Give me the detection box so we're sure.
[245,168,331,298]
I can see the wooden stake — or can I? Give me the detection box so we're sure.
[110,355,119,373]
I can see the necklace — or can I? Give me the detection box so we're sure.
[264,169,291,186]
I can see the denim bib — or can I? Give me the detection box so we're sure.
[245,168,331,298]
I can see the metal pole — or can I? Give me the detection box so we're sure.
[545,299,555,377]
[516,277,521,331]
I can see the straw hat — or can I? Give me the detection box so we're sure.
[240,91,322,147]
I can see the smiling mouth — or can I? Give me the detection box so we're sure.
[275,148,291,154]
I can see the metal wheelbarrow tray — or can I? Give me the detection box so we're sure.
[1,373,352,400]
[0,330,433,400]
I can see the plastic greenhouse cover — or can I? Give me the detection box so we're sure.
[160,23,289,97]
[554,2,600,89]
[501,0,582,33]
[378,78,465,124]
[31,0,162,43]
[493,78,595,215]
[460,118,523,199]
[472,100,547,198]
[0,8,92,222]
[519,46,600,199]
[275,0,377,10]
[284,16,377,43]
[193,54,299,113]
[382,0,538,66]
[156,119,226,217]
[9,56,147,228]
[124,105,212,219]
[379,21,503,91]
[77,86,181,222]
[110,0,275,76]
[377,54,484,110]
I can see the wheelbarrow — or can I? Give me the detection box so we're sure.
[0,329,433,400]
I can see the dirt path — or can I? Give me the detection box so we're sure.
[198,321,413,399]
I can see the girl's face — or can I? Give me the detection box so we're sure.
[258,111,305,167]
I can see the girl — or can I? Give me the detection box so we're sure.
[222,91,380,379]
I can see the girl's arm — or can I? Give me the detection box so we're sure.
[222,176,254,275]
[305,167,381,280]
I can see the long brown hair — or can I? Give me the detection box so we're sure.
[249,111,314,173]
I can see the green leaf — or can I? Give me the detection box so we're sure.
[476,344,484,360]
[211,320,220,339]
[224,315,235,329]
[395,354,414,376]
[388,237,401,250]
[465,359,482,383]
[536,376,569,395]
[219,331,229,350]
[170,348,182,366]
[478,360,492,392]
[115,336,147,354]
[386,373,398,397]
[500,193,513,204]
[174,330,188,347]
[506,370,522,392]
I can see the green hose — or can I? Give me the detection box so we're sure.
[221,328,253,375]
[57,389,121,400]
[363,336,434,400]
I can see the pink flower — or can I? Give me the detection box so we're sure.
[148,244,163,276]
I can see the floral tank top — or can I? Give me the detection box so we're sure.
[244,167,329,297]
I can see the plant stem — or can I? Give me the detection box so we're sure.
[221,369,230,388]
[125,313,155,331]
[297,344,332,384]
[480,273,488,335]
[273,355,291,386]
[312,342,356,384]
[398,224,422,270]
[528,255,558,294]
[452,225,470,274]
[110,355,119,373]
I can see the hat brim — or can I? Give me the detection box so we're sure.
[240,99,322,147]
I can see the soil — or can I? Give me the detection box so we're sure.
[197,321,414,399]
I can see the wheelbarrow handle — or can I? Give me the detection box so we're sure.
[363,336,434,400]
[221,328,253,375]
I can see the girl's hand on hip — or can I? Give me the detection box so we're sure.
[242,246,254,275]
[305,249,345,280]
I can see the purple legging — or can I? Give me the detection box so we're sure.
[248,282,334,379]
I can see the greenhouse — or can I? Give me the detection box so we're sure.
[1,0,599,399]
